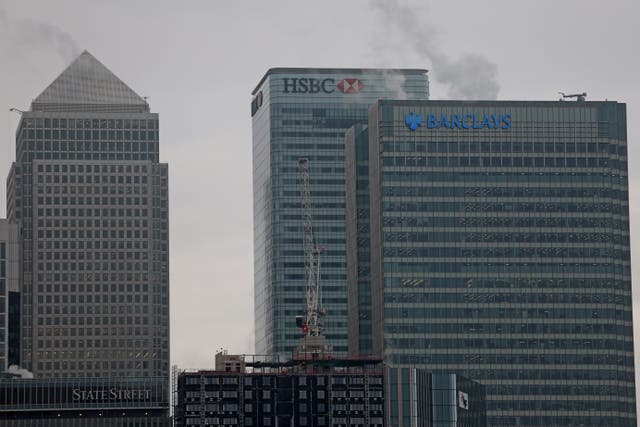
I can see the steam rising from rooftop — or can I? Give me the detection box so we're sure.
[380,70,408,100]
[370,0,500,100]
[0,6,81,63]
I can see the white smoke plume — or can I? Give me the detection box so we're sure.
[370,0,500,100]
[381,70,408,100]
[6,365,34,379]
[0,6,81,63]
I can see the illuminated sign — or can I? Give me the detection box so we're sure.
[72,388,152,402]
[282,78,364,94]
[405,112,512,130]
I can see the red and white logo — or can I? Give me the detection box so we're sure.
[337,79,364,94]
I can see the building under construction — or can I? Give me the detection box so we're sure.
[174,352,384,427]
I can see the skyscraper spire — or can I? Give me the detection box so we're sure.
[31,50,148,111]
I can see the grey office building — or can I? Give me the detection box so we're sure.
[5,51,169,380]
[251,68,429,357]
[347,100,635,426]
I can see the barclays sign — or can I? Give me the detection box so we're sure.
[405,112,512,131]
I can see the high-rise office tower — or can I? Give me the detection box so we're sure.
[6,51,169,380]
[251,68,429,357]
[0,220,20,370]
[347,100,636,426]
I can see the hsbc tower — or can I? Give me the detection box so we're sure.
[251,68,429,356]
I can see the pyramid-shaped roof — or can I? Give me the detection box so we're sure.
[31,51,149,111]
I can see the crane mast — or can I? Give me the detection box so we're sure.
[298,158,323,337]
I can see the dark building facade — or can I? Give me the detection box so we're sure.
[385,368,486,427]
[5,51,169,381]
[347,100,635,426]
[0,220,20,370]
[0,376,168,426]
[345,125,373,356]
[251,68,429,358]
[175,361,384,426]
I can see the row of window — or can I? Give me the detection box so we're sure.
[382,185,628,199]
[23,136,156,147]
[185,377,381,387]
[486,398,635,413]
[37,314,150,326]
[184,416,383,426]
[21,152,157,162]
[385,337,633,351]
[383,201,629,215]
[384,322,632,335]
[385,306,631,321]
[381,170,627,184]
[382,215,628,229]
[486,383,635,397]
[37,207,149,217]
[384,261,629,275]
[382,244,628,259]
[38,251,149,262]
[385,352,634,365]
[21,118,157,130]
[36,327,154,337]
[383,140,626,155]
[37,260,149,270]
[35,164,151,174]
[36,272,155,283]
[491,415,634,427]
[384,276,631,290]
[381,154,626,168]
[386,292,630,305]
[36,360,151,372]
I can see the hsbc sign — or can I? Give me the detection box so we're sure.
[282,78,364,94]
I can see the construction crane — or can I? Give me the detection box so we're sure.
[296,158,325,338]
[558,92,587,101]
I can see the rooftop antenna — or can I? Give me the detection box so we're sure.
[558,92,587,102]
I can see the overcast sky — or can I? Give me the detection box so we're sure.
[2,0,640,387]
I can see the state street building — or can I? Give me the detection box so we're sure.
[346,100,635,426]
[6,51,169,382]
[251,68,429,357]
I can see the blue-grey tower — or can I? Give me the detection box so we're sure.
[347,100,636,426]
[251,68,429,357]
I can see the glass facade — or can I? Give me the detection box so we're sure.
[345,125,373,355]
[384,368,486,427]
[6,52,169,381]
[0,376,168,426]
[352,100,635,426]
[251,68,429,357]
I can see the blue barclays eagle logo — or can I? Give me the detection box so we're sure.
[405,112,423,131]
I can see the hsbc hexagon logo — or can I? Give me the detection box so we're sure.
[337,79,364,94]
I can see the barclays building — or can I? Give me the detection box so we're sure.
[346,100,635,426]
